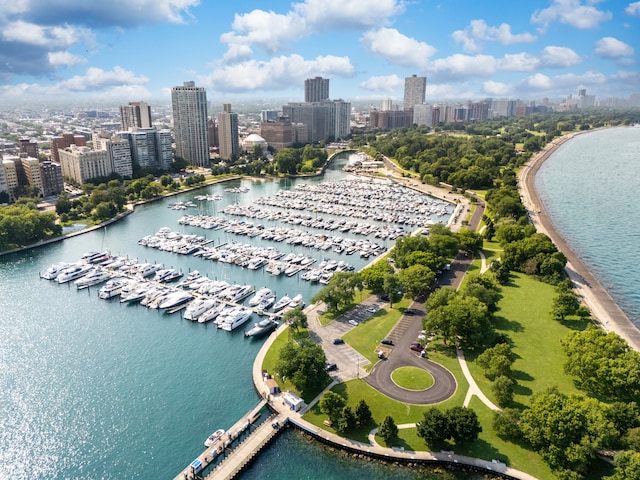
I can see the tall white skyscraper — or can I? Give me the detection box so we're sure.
[171,81,209,167]
[403,75,427,110]
[120,101,152,130]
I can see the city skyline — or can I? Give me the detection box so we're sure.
[0,1,638,105]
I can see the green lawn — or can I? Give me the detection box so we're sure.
[317,288,374,326]
[391,366,434,390]
[343,297,411,366]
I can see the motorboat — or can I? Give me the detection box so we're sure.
[244,318,278,337]
[98,277,131,299]
[204,428,226,447]
[81,251,112,264]
[141,287,170,307]
[220,308,253,332]
[272,295,292,312]
[74,268,112,288]
[255,295,276,315]
[284,294,304,311]
[183,297,217,321]
[153,268,183,283]
[198,302,225,323]
[229,284,254,303]
[136,263,164,278]
[56,264,93,284]
[247,287,273,307]
[176,270,201,288]
[41,262,72,280]
[246,257,266,270]
[157,290,194,311]
[120,283,151,304]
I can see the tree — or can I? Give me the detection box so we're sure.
[492,408,522,439]
[282,307,307,332]
[457,229,483,254]
[311,272,359,314]
[319,391,346,426]
[416,408,448,447]
[605,451,640,480]
[398,264,436,299]
[382,273,403,307]
[551,284,581,321]
[378,415,398,444]
[355,399,373,427]
[338,406,357,432]
[360,261,393,293]
[476,343,514,380]
[447,406,482,444]
[275,338,329,394]
[492,375,515,407]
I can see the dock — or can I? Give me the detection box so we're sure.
[172,400,284,480]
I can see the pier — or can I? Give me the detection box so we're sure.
[171,400,282,480]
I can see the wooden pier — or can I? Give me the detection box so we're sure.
[172,400,285,480]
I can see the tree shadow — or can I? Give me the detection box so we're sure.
[492,314,524,332]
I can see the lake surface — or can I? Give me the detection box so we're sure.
[535,126,640,328]
[0,153,463,480]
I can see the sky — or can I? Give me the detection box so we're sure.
[0,0,638,106]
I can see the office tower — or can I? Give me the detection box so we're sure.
[260,110,280,122]
[217,104,239,161]
[403,74,427,110]
[381,98,394,111]
[120,101,152,130]
[282,103,328,143]
[323,99,351,140]
[304,76,330,103]
[171,81,209,167]
[260,118,294,150]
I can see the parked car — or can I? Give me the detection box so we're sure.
[326,362,338,371]
[366,305,378,313]
[348,319,359,327]
[381,338,393,346]
[410,343,423,352]
[377,350,386,359]
[332,338,344,345]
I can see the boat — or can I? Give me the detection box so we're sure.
[204,428,226,447]
[153,268,183,283]
[41,262,72,280]
[229,284,254,303]
[74,268,112,288]
[272,295,292,312]
[220,308,253,331]
[255,295,276,315]
[157,290,194,311]
[265,262,283,276]
[198,302,225,323]
[120,283,151,304]
[183,297,217,321]
[56,264,93,284]
[98,277,131,299]
[176,270,201,288]
[136,263,164,278]
[285,294,304,310]
[247,287,273,307]
[246,257,266,270]
[81,251,112,264]
[244,318,278,337]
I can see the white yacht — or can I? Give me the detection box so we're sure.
[56,264,93,284]
[120,283,151,304]
[285,294,304,311]
[41,262,72,280]
[247,287,273,307]
[220,308,253,331]
[75,268,112,289]
[98,277,131,299]
[198,302,225,323]
[153,268,183,283]
[272,295,292,312]
[255,295,276,315]
[136,263,164,278]
[229,284,254,303]
[183,297,217,321]
[246,257,266,270]
[245,318,278,337]
[157,290,193,311]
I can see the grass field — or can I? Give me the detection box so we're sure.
[391,366,434,390]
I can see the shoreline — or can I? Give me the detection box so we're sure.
[518,129,640,352]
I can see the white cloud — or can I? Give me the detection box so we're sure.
[452,19,537,53]
[2,20,90,48]
[361,28,436,69]
[625,2,640,16]
[523,70,607,92]
[219,0,405,56]
[431,54,497,80]
[497,53,540,72]
[539,46,582,67]
[531,0,612,31]
[482,80,513,96]
[293,0,405,29]
[594,37,635,58]
[56,66,148,92]
[220,10,307,54]
[48,51,87,67]
[199,54,355,93]
[359,74,403,92]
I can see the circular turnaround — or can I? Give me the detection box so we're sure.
[391,366,434,390]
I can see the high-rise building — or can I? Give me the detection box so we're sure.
[403,75,427,110]
[120,101,152,130]
[217,104,239,161]
[19,139,38,158]
[323,100,351,140]
[1,159,18,201]
[58,146,112,184]
[171,81,209,167]
[260,118,294,150]
[94,133,134,178]
[304,77,330,103]
[39,161,64,197]
[412,104,433,127]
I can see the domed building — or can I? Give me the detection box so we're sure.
[243,133,268,152]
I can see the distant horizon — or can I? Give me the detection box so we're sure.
[1,1,638,104]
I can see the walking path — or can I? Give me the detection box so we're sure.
[519,132,640,352]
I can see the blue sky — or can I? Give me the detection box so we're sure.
[0,0,638,105]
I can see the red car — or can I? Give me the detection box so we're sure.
[410,343,423,352]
